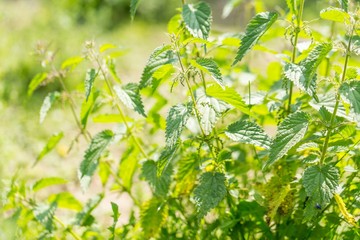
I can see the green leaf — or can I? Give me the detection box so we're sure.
[33,177,68,192]
[157,144,179,177]
[119,146,139,190]
[233,12,278,65]
[265,111,309,169]
[85,68,96,102]
[61,56,83,70]
[182,2,212,39]
[310,94,354,121]
[299,42,332,81]
[225,120,271,149]
[194,172,227,218]
[114,83,146,117]
[81,90,100,128]
[303,164,339,204]
[339,81,360,117]
[192,58,224,88]
[75,194,103,226]
[36,132,64,164]
[109,202,120,240]
[79,130,114,192]
[28,72,47,97]
[222,0,243,18]
[140,198,168,238]
[165,103,193,147]
[284,43,332,100]
[320,7,350,24]
[93,114,132,123]
[175,153,199,196]
[40,91,60,123]
[286,0,297,15]
[338,0,348,12]
[318,106,333,125]
[206,84,251,115]
[99,43,117,53]
[140,45,176,89]
[130,0,142,20]
[141,160,172,197]
[196,88,229,135]
[48,192,82,211]
[33,202,57,232]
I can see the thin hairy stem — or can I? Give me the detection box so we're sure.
[89,50,148,159]
[53,216,82,240]
[319,26,355,165]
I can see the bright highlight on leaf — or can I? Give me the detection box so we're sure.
[233,11,278,65]
[114,83,146,117]
[79,130,114,191]
[182,2,212,39]
[303,164,339,204]
[165,103,193,147]
[196,89,229,135]
[264,111,309,169]
[284,43,332,101]
[226,120,271,149]
[194,172,227,218]
[40,91,60,123]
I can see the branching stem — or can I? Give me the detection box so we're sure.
[319,27,354,165]
[90,50,148,159]
[176,51,217,159]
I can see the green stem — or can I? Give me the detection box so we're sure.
[176,51,217,159]
[91,51,148,159]
[319,28,354,165]
[57,74,91,142]
[104,161,141,207]
[53,216,82,240]
[287,0,304,115]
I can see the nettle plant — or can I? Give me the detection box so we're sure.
[2,0,360,239]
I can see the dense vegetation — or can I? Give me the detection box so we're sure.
[1,0,360,239]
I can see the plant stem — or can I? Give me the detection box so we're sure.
[287,0,305,115]
[91,51,148,159]
[55,70,91,142]
[319,28,354,165]
[176,51,217,159]
[53,216,82,240]
[104,161,141,207]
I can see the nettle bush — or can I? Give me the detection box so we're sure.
[2,0,360,239]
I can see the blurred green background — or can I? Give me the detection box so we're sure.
[0,0,329,187]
